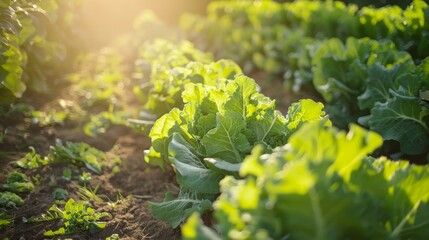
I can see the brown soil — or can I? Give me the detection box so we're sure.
[0,73,181,240]
[0,119,180,240]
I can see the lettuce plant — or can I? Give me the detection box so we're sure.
[146,75,329,227]
[312,37,429,157]
[183,121,429,240]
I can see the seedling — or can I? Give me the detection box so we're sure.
[62,168,72,181]
[48,140,105,174]
[52,188,69,200]
[2,172,34,193]
[78,172,92,185]
[0,191,24,208]
[77,185,104,204]
[25,198,108,236]
[15,147,48,169]
[0,210,12,229]
[31,110,68,126]
[106,233,120,240]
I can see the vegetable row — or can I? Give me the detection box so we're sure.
[180,0,429,161]
[135,39,429,239]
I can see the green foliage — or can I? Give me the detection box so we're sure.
[78,172,92,185]
[134,39,220,117]
[25,198,108,236]
[0,210,13,229]
[106,233,120,240]
[52,188,68,200]
[183,122,429,240]
[69,49,126,109]
[0,191,24,208]
[62,168,72,181]
[15,146,48,169]
[147,74,329,227]
[312,37,429,156]
[181,0,429,92]
[0,0,83,105]
[48,140,106,174]
[312,37,412,127]
[83,110,130,137]
[30,110,68,126]
[357,0,429,61]
[2,172,34,193]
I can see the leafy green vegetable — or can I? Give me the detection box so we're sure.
[147,74,329,227]
[2,172,34,193]
[181,0,429,93]
[0,0,83,106]
[15,147,48,169]
[312,37,412,128]
[312,37,429,157]
[69,49,126,109]
[0,191,24,208]
[106,233,121,240]
[0,210,13,229]
[83,110,130,137]
[134,39,241,118]
[48,140,106,174]
[184,121,429,240]
[31,110,68,126]
[25,198,108,236]
[62,168,72,181]
[52,188,68,200]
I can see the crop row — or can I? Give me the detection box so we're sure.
[181,0,429,161]
[131,36,429,238]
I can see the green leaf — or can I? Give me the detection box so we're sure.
[204,158,241,175]
[357,62,415,110]
[286,99,331,134]
[201,110,250,163]
[200,122,429,240]
[150,191,213,228]
[224,75,257,117]
[170,133,223,194]
[182,213,221,240]
[369,97,429,155]
[0,191,24,208]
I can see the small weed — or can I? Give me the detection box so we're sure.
[77,185,104,204]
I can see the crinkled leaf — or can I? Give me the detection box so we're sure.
[201,110,250,163]
[358,62,415,110]
[369,98,429,155]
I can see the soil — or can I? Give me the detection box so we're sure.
[0,117,181,239]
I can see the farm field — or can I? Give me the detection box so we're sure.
[1,0,429,239]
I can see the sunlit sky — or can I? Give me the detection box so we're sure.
[79,0,211,47]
